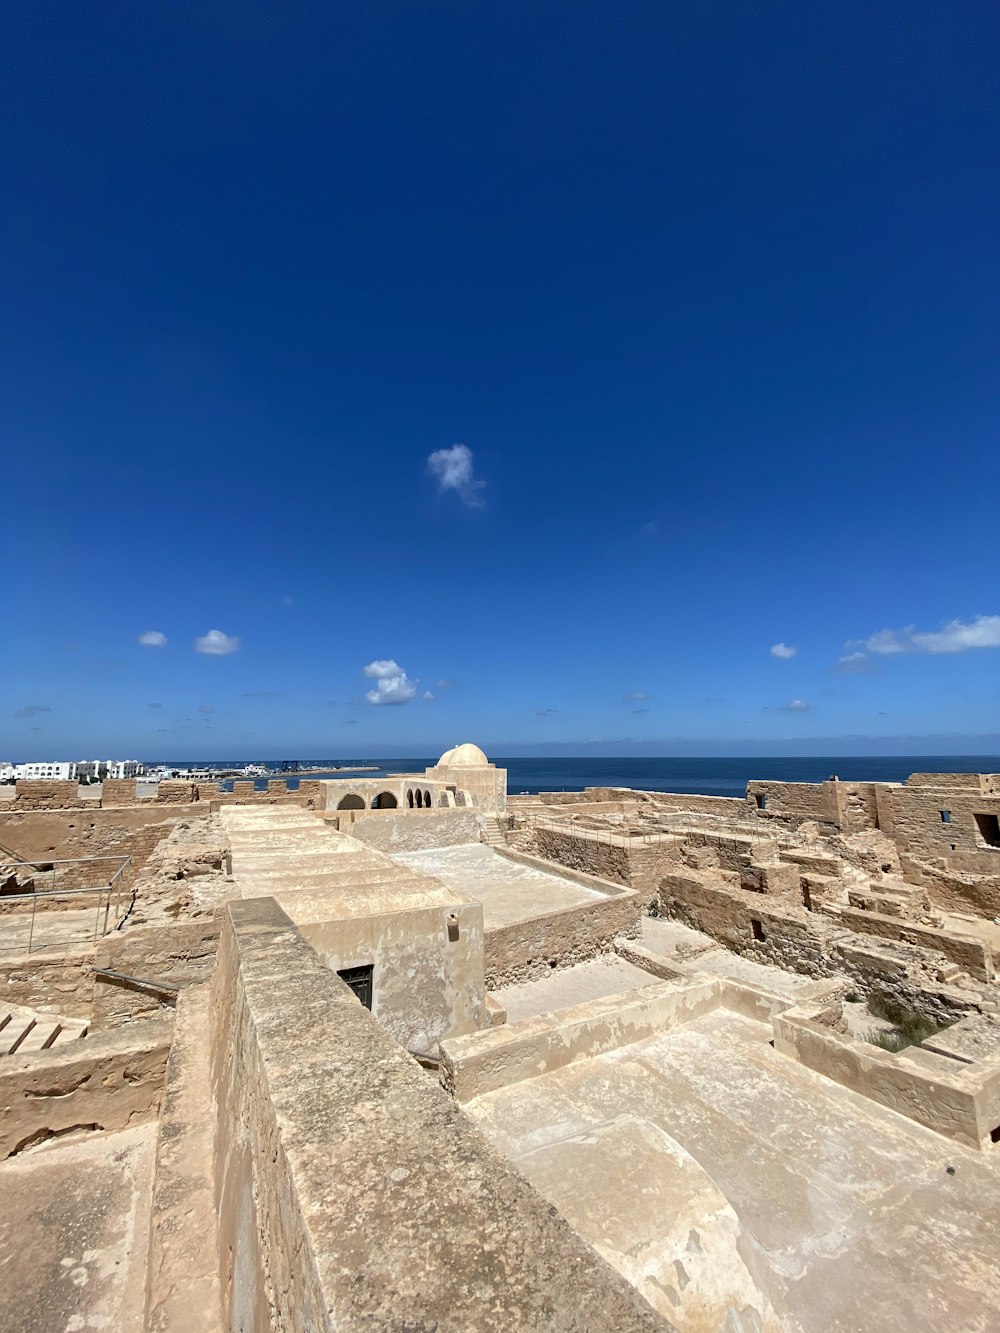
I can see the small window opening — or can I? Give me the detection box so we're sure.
[751,918,766,942]
[754,793,767,810]
[801,884,813,911]
[990,1125,1000,1144]
[337,964,374,1010]
[974,813,1000,848]
[940,810,951,823]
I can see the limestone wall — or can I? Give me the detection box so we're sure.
[210,897,667,1333]
[881,783,1000,861]
[6,780,80,810]
[0,948,96,1018]
[0,803,207,863]
[483,887,643,989]
[92,917,223,1028]
[346,809,482,853]
[838,906,993,982]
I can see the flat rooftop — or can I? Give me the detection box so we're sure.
[391,843,609,929]
[464,1003,1000,1331]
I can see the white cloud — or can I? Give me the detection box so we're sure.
[363,659,418,706]
[625,691,654,703]
[422,690,435,701]
[138,630,167,647]
[197,704,215,714]
[770,642,797,660]
[834,651,872,674]
[776,699,812,712]
[194,629,240,655]
[426,443,485,507]
[848,615,1000,656]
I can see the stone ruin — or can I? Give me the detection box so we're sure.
[0,756,999,1330]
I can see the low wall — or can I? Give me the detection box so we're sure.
[92,916,223,1028]
[484,883,643,989]
[440,977,720,1101]
[648,792,752,818]
[210,897,666,1333]
[532,824,631,884]
[0,1016,172,1158]
[838,906,993,982]
[0,947,96,1018]
[346,809,482,853]
[773,1002,1000,1150]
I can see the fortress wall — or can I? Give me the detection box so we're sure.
[646,792,752,818]
[210,897,666,1333]
[0,803,207,865]
[881,784,1000,860]
[6,780,81,810]
[746,780,839,824]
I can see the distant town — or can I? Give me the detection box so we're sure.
[0,759,376,784]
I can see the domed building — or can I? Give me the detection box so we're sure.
[426,743,506,812]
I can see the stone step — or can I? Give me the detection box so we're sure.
[0,1005,89,1056]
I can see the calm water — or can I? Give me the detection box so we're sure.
[194,755,1000,798]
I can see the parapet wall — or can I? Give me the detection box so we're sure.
[210,897,666,1332]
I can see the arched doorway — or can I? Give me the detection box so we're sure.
[424,789,432,808]
[406,789,414,808]
[372,791,398,809]
[337,793,365,810]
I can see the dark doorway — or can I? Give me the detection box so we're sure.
[337,793,365,810]
[337,964,374,1009]
[372,791,398,809]
[974,813,1000,848]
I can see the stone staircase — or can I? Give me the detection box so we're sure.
[0,1003,89,1056]
[479,816,507,848]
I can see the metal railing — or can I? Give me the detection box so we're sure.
[0,854,133,955]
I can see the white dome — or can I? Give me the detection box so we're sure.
[437,746,457,766]
[445,742,490,767]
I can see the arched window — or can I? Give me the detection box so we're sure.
[372,791,398,809]
[337,793,365,810]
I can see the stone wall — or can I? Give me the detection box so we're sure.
[7,780,80,810]
[0,1016,172,1158]
[210,897,666,1332]
[881,783,1000,861]
[441,977,720,1100]
[838,906,993,982]
[483,887,643,989]
[300,896,486,1058]
[773,1001,1000,1150]
[0,803,207,863]
[346,809,482,853]
[0,948,96,1018]
[92,916,223,1028]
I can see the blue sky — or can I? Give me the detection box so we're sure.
[3,1,999,760]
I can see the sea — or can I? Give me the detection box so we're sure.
[161,756,1000,798]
